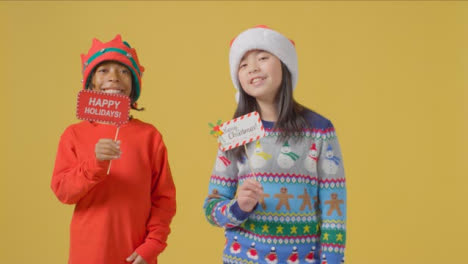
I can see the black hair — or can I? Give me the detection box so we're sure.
[229,62,309,160]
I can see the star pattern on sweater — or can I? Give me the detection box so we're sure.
[276,225,284,234]
[291,226,297,234]
[336,233,343,242]
[204,114,347,264]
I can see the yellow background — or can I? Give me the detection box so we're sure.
[1,1,467,263]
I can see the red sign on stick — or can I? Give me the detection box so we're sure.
[76,90,131,125]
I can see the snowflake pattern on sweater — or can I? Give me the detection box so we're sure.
[204,109,347,264]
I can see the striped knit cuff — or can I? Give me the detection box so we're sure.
[228,201,253,224]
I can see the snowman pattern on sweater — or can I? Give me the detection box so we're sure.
[216,155,232,172]
[237,155,249,172]
[205,110,346,264]
[277,141,300,169]
[251,140,272,169]
[321,144,341,175]
[304,142,318,173]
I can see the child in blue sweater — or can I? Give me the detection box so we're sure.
[204,25,347,264]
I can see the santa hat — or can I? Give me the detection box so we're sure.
[229,236,241,254]
[283,141,290,147]
[81,34,145,104]
[310,143,317,151]
[246,242,258,260]
[229,25,298,102]
[305,245,317,263]
[265,247,278,264]
[287,246,299,264]
[326,144,333,152]
[321,254,328,264]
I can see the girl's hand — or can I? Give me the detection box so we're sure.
[126,252,148,264]
[95,139,121,161]
[237,179,263,212]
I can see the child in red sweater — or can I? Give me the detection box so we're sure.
[51,35,176,264]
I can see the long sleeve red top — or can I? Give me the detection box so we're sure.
[51,119,176,264]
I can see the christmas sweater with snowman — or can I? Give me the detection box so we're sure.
[204,109,346,264]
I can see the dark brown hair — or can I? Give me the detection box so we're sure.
[86,61,144,111]
[229,62,309,160]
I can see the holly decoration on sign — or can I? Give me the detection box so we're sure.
[209,120,223,138]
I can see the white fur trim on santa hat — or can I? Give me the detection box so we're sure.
[229,26,298,102]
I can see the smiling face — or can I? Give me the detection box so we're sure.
[310,149,317,157]
[237,50,282,103]
[90,61,132,96]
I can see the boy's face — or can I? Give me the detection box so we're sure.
[91,61,132,97]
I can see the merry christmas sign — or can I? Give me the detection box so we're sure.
[76,90,130,125]
[217,111,266,151]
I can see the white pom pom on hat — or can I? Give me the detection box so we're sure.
[229,25,298,102]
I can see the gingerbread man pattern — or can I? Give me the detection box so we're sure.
[259,193,270,210]
[324,193,344,216]
[274,187,294,211]
[313,196,320,213]
[208,189,222,199]
[297,188,313,211]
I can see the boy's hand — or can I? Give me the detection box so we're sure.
[237,179,263,212]
[126,252,147,264]
[95,139,121,161]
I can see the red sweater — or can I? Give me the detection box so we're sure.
[51,119,176,264]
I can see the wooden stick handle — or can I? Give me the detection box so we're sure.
[107,126,120,175]
[244,143,256,178]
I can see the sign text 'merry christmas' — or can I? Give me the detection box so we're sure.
[223,123,259,139]
[218,111,265,151]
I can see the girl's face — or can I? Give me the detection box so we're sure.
[91,61,132,97]
[238,50,282,103]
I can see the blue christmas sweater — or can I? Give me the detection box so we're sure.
[204,109,347,264]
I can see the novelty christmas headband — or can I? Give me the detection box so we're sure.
[81,34,145,103]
